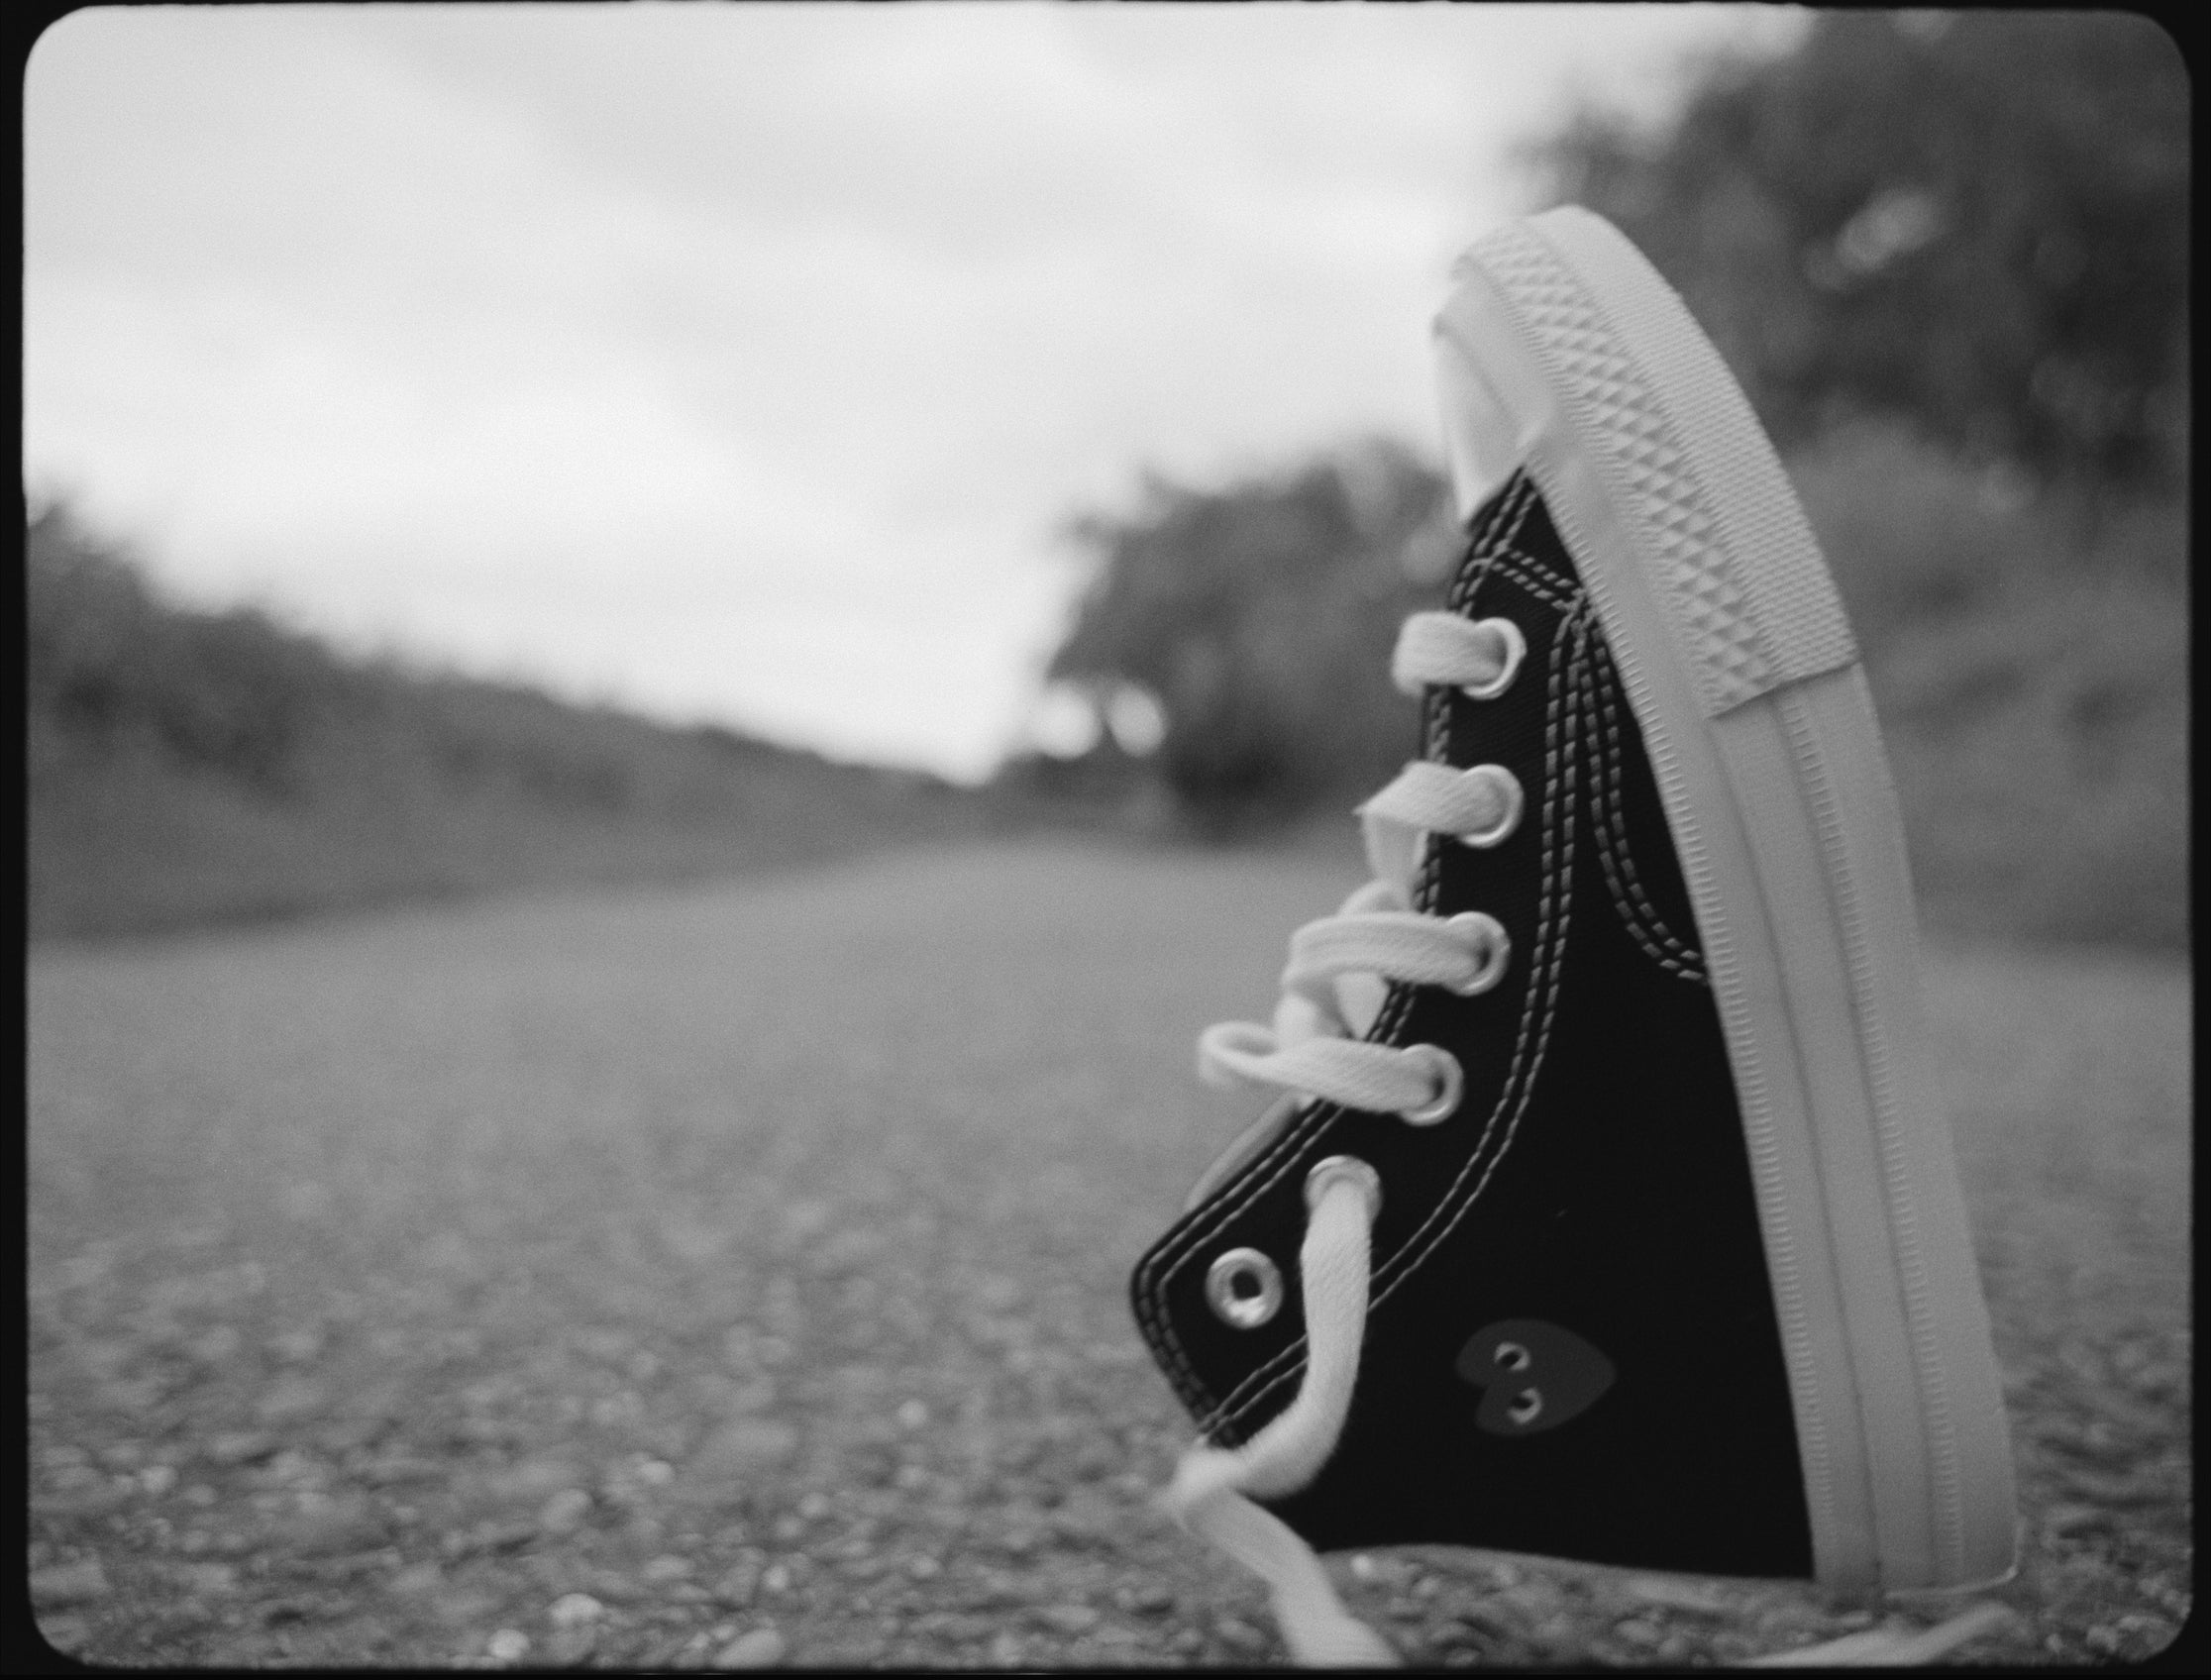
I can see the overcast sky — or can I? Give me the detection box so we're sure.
[26,2,1802,782]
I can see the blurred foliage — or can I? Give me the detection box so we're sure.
[1037,440,1459,834]
[25,506,984,941]
[1020,11,2187,950]
[1788,425,2186,951]
[23,14,2188,952]
[1025,425,2186,949]
[1529,11,2188,499]
[29,508,386,796]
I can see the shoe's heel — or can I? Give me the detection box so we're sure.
[1434,208,2017,1593]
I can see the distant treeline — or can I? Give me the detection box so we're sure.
[1017,12,2188,952]
[27,14,2185,952]
[26,507,997,941]
[27,433,2186,953]
[1022,423,2186,953]
[1538,12,2186,501]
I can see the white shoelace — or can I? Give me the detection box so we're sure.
[1161,606,2013,1670]
[1164,610,1522,1668]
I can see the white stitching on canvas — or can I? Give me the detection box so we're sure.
[1200,594,1588,1435]
[1127,491,1501,1433]
[1159,509,1569,1438]
[1137,472,1616,1440]
[1458,472,1540,604]
[1590,636,1705,975]
[1583,655,1707,980]
[1129,488,1521,1435]
[1141,474,1599,1440]
[1477,553,1576,615]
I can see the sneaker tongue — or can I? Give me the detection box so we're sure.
[1271,991,1334,1050]
[1357,805,1417,903]
[1333,972,1389,1040]
[1339,840,1413,1040]
[1270,976,1386,1046]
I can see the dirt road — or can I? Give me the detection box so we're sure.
[28,842,2190,1666]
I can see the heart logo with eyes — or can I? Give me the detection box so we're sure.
[1454,1319,1616,1436]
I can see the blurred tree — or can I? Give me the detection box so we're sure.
[26,503,368,793]
[26,502,988,939]
[1046,440,1457,833]
[1530,11,2188,500]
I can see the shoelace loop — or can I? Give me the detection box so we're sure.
[1390,612,1526,700]
[1166,608,1527,1667]
[1193,611,1525,1118]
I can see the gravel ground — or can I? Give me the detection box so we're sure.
[27,841,2191,1667]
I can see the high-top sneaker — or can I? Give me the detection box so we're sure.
[1129,207,2016,1666]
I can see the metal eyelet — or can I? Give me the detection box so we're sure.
[1444,912,1511,996]
[1454,766,1523,850]
[1507,1388,1544,1425]
[1305,1154,1383,1218]
[1459,618,1527,701]
[1206,1248,1283,1329]
[1399,1044,1463,1126]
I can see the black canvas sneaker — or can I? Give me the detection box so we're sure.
[1130,207,2017,1665]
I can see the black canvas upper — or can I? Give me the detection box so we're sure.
[1131,473,1813,1579]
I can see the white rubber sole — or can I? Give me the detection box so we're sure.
[1432,208,2017,1593]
